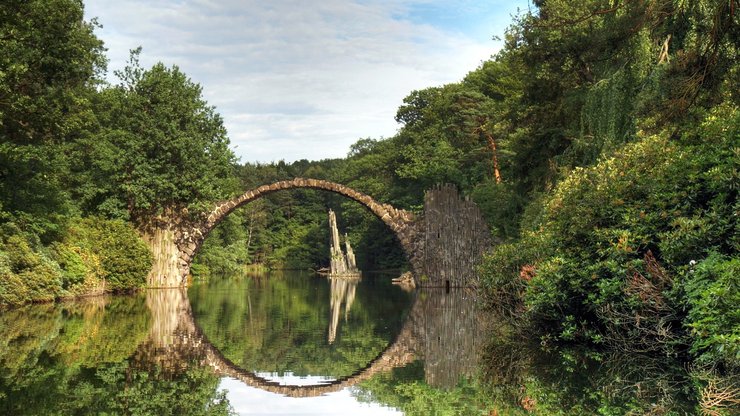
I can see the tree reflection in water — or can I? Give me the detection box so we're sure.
[355,288,700,416]
[188,271,413,380]
[0,273,703,415]
[0,293,233,416]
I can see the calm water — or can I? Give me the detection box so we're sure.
[0,271,697,415]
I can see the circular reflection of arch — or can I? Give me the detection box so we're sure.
[144,287,418,398]
[143,285,482,398]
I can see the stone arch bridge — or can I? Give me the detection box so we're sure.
[142,178,490,288]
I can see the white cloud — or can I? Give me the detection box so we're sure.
[85,0,526,163]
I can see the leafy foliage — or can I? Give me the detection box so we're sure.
[482,104,738,360]
[72,52,238,222]
[64,217,152,291]
[684,253,740,366]
[0,217,151,308]
[0,228,62,305]
[1,0,236,304]
[0,0,105,241]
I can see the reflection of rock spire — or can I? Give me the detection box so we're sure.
[328,278,342,344]
[344,279,356,321]
[328,276,360,344]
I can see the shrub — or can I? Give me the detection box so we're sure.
[67,218,152,291]
[0,252,31,306]
[481,103,738,352]
[0,217,152,308]
[0,232,62,306]
[50,242,91,289]
[683,253,740,366]
[479,230,553,318]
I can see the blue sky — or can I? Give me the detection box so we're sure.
[85,0,530,163]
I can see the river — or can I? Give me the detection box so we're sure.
[0,270,698,415]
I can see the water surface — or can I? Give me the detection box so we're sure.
[0,270,698,415]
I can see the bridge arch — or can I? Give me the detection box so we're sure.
[173,178,419,285]
[144,179,490,288]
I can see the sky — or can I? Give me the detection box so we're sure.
[219,375,403,415]
[84,0,531,164]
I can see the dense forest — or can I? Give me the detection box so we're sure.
[1,0,738,410]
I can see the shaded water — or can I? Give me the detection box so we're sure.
[0,271,698,415]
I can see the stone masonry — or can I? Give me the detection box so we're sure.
[144,178,490,288]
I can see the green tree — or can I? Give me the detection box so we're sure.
[73,51,237,223]
[0,0,105,240]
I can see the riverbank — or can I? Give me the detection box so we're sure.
[478,113,739,395]
[0,217,152,310]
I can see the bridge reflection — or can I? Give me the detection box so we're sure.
[137,281,484,397]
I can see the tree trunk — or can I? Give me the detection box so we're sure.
[485,132,502,184]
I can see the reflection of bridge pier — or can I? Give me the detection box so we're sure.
[137,285,483,396]
[132,288,204,375]
[145,288,191,348]
[413,288,484,387]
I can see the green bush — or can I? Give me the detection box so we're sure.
[0,258,34,307]
[67,218,152,291]
[523,137,683,337]
[50,242,92,289]
[0,232,62,306]
[0,217,152,308]
[481,103,738,352]
[478,230,553,318]
[683,253,740,366]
